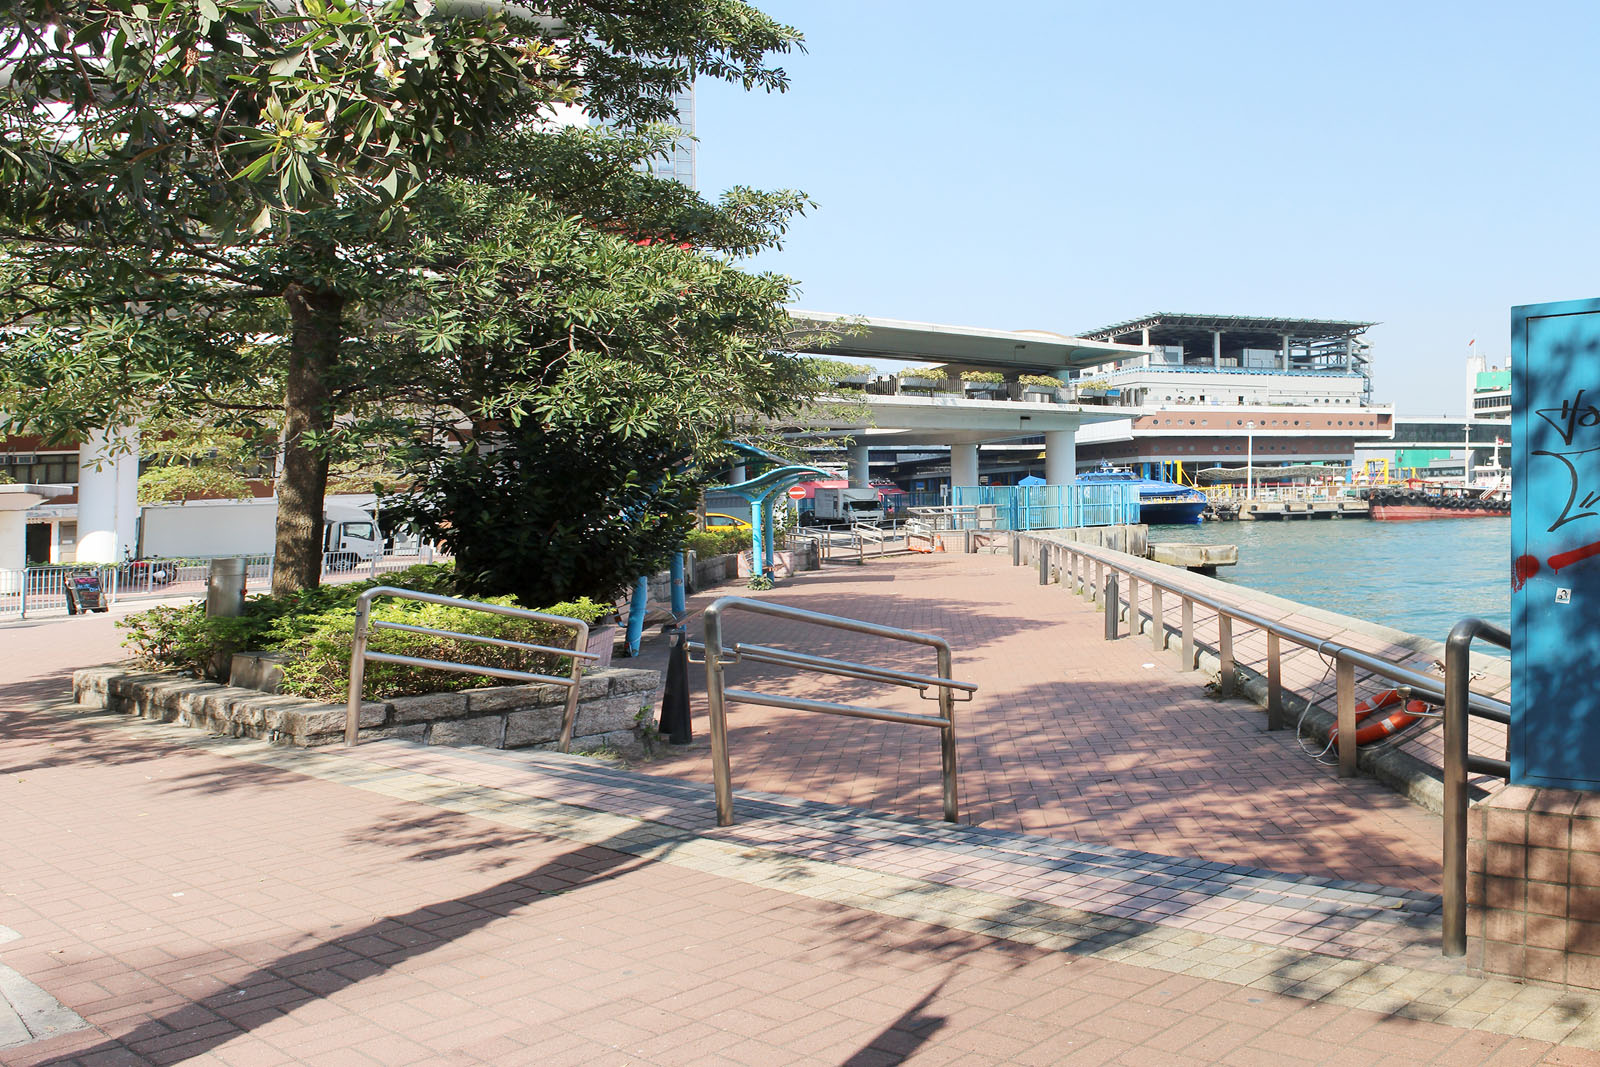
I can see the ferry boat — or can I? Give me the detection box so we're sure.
[1077,465,1209,525]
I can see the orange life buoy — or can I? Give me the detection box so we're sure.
[1330,689,1429,746]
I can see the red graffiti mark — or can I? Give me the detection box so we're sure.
[1513,554,1540,592]
[1549,538,1600,574]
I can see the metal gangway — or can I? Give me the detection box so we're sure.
[688,596,977,826]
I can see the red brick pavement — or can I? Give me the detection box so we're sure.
[2,706,1598,1066]
[641,552,1447,890]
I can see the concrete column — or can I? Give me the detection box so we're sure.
[1280,335,1290,371]
[0,511,24,591]
[77,427,139,563]
[116,426,141,555]
[1141,327,1150,346]
[1045,430,1076,486]
[730,463,747,484]
[950,443,979,488]
[1212,330,1222,369]
[848,444,871,488]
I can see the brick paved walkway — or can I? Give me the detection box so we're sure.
[4,547,1593,1064]
[5,706,1600,1065]
[640,552,1445,890]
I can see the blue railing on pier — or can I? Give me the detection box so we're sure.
[950,483,1139,531]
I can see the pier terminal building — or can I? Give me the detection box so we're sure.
[775,311,1395,501]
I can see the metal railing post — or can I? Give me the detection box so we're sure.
[1104,572,1119,640]
[1217,614,1234,696]
[344,590,376,746]
[703,601,737,827]
[1180,597,1195,670]
[1150,586,1165,650]
[1336,656,1357,777]
[937,643,959,823]
[1443,620,1472,958]
[1038,545,1049,585]
[1089,560,1101,604]
[1266,632,1284,729]
[1127,575,1140,637]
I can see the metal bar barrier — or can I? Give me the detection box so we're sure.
[344,586,598,750]
[1442,617,1513,958]
[694,595,974,827]
[1017,533,1514,956]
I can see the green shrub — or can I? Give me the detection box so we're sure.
[895,367,942,380]
[117,561,559,695]
[960,370,1005,384]
[1018,374,1062,388]
[277,595,610,702]
[684,528,750,558]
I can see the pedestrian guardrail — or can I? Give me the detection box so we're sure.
[343,586,598,748]
[0,548,446,621]
[1013,532,1512,957]
[688,595,976,826]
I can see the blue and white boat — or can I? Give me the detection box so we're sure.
[1076,465,1208,525]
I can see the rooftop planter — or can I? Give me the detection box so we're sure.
[896,368,944,393]
[961,370,1006,397]
[1019,374,1063,402]
[813,358,875,390]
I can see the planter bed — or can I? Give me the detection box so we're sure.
[73,664,662,756]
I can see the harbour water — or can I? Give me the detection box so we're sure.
[1147,517,1511,646]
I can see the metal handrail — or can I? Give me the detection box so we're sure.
[1020,533,1515,958]
[1442,618,1512,958]
[344,586,598,749]
[1024,533,1511,776]
[695,595,974,826]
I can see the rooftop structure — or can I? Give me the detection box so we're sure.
[1082,312,1377,404]
[785,311,1148,374]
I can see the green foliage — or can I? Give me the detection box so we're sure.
[118,562,461,678]
[117,560,609,701]
[683,528,752,558]
[1019,374,1063,388]
[137,466,254,504]
[277,595,610,703]
[746,574,774,591]
[896,368,942,381]
[811,358,874,381]
[961,370,1005,384]
[0,0,809,596]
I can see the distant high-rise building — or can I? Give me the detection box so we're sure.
[637,84,696,189]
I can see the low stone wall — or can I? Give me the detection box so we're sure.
[72,665,662,756]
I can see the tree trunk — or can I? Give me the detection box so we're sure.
[273,284,341,595]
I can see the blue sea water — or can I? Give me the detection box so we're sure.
[1147,517,1511,645]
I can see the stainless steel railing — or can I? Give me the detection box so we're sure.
[344,586,599,749]
[1016,532,1514,957]
[1018,533,1511,773]
[1442,617,1512,958]
[688,595,976,827]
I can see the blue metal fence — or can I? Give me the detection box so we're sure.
[950,483,1139,531]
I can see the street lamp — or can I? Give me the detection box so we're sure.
[1245,421,1256,502]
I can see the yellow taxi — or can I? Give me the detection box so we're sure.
[704,512,752,531]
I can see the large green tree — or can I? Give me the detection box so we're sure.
[0,0,804,593]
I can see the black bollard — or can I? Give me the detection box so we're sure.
[659,628,693,745]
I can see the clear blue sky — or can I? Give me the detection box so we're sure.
[695,0,1600,418]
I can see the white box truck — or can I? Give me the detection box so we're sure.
[810,487,885,525]
[137,499,383,567]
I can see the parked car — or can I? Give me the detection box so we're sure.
[703,512,752,532]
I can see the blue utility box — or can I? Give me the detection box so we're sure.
[1511,297,1600,790]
